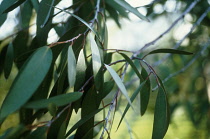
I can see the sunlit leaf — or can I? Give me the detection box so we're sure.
[52,6,101,41]
[25,92,83,109]
[117,81,146,130]
[90,33,102,73]
[0,46,52,122]
[67,46,77,88]
[4,43,14,79]
[114,0,150,22]
[105,64,133,108]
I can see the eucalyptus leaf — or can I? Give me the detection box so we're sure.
[2,0,27,13]
[0,46,52,121]
[152,87,169,139]
[25,92,83,109]
[117,81,146,130]
[4,43,14,79]
[90,33,102,80]
[65,108,104,137]
[104,64,133,108]
[114,0,149,22]
[146,48,193,57]
[67,46,77,88]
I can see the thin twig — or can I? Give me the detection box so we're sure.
[152,39,210,91]
[133,0,200,56]
[153,7,210,67]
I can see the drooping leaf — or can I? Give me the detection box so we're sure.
[152,86,170,139]
[30,0,39,13]
[90,33,103,90]
[117,81,146,130]
[36,0,54,45]
[75,49,87,90]
[119,53,144,81]
[25,92,83,109]
[145,48,193,57]
[0,124,25,139]
[65,108,104,137]
[0,46,52,122]
[140,67,151,116]
[51,6,101,41]
[2,0,27,13]
[48,103,57,117]
[0,0,18,14]
[114,0,150,22]
[67,46,77,88]
[4,43,14,79]
[41,0,55,28]
[104,64,133,108]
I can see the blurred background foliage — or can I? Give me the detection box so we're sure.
[0,0,210,138]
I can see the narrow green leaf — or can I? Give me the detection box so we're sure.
[2,0,27,13]
[140,67,151,116]
[24,92,83,109]
[4,43,14,79]
[0,46,52,121]
[65,108,104,137]
[119,53,144,81]
[75,49,86,90]
[146,48,193,56]
[104,64,133,108]
[26,126,47,139]
[114,0,149,22]
[30,0,39,13]
[52,6,101,41]
[67,46,77,88]
[90,33,102,78]
[152,86,170,139]
[48,103,57,117]
[117,81,146,130]
[41,0,56,28]
[0,0,18,14]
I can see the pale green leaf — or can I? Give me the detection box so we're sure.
[67,46,77,88]
[104,64,133,108]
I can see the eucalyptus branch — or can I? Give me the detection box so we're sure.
[153,39,210,91]
[133,0,200,56]
[153,7,210,67]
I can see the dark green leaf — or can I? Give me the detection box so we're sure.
[67,46,76,88]
[26,126,47,139]
[152,86,170,139]
[114,0,150,22]
[117,81,146,130]
[48,103,57,117]
[65,108,104,137]
[0,46,52,122]
[41,0,55,28]
[0,124,25,139]
[0,0,18,14]
[4,43,14,79]
[25,92,83,109]
[140,67,151,116]
[146,48,193,56]
[105,64,133,108]
[119,53,144,81]
[2,0,27,13]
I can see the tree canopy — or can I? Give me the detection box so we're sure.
[0,0,209,138]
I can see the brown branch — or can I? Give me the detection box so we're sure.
[133,0,200,56]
